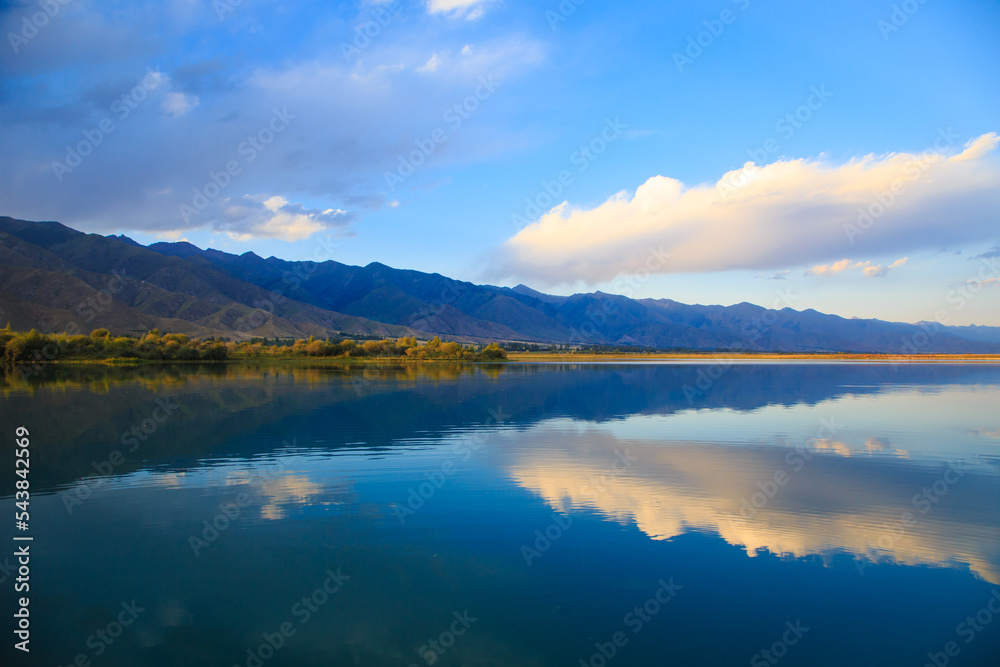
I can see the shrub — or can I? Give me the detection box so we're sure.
[201,343,228,361]
[479,342,507,360]
[5,330,48,363]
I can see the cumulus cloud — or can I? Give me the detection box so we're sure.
[505,423,1000,583]
[0,0,544,238]
[216,196,351,242]
[806,258,853,276]
[491,134,1000,286]
[426,0,495,20]
[874,256,908,276]
[806,256,907,278]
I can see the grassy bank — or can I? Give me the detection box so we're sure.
[5,326,996,367]
[0,326,508,365]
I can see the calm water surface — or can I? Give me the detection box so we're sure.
[2,362,999,666]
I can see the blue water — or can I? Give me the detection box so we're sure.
[2,362,999,666]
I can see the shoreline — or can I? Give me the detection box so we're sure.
[506,352,1000,363]
[8,353,1000,367]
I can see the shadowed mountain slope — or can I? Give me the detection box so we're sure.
[2,216,998,352]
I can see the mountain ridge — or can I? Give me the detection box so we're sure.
[1,216,998,353]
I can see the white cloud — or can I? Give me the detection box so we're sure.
[153,230,189,241]
[504,423,1000,583]
[862,263,885,278]
[218,195,350,242]
[806,256,907,278]
[492,134,1000,286]
[806,258,853,276]
[0,0,547,240]
[966,276,1000,289]
[416,52,444,74]
[877,256,909,276]
[162,91,199,117]
[401,36,543,81]
[426,0,495,20]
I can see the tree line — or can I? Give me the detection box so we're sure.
[0,326,507,364]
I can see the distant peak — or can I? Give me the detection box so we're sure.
[147,240,206,259]
[149,240,198,248]
[107,234,141,247]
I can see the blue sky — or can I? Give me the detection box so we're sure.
[2,0,999,324]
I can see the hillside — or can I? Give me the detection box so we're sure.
[0,217,429,341]
[2,216,999,353]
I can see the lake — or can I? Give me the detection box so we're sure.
[2,362,999,666]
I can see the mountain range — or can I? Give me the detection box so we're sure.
[2,215,998,353]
